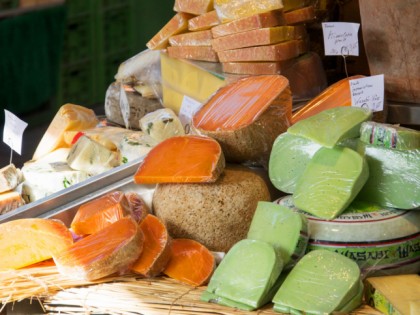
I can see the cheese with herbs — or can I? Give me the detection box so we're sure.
[139,108,185,143]
[118,132,158,163]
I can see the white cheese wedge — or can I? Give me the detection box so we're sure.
[0,164,23,193]
[30,148,71,164]
[0,190,25,214]
[67,135,121,176]
[118,132,158,163]
[139,108,185,142]
[21,161,90,203]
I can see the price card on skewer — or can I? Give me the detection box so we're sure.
[3,109,28,155]
[179,95,203,133]
[349,75,385,112]
[322,22,360,56]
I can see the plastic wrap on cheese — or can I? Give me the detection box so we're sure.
[147,13,194,50]
[119,132,158,163]
[0,190,25,215]
[214,0,283,22]
[284,5,315,25]
[188,10,220,31]
[139,108,185,143]
[211,9,285,38]
[217,39,307,62]
[212,25,306,51]
[169,30,213,46]
[174,0,214,15]
[0,164,23,193]
[167,46,219,62]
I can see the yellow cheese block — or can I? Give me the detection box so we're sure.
[160,52,225,110]
[365,274,420,315]
[32,104,98,161]
[162,84,192,115]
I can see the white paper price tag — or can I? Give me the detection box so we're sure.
[179,95,203,132]
[3,109,28,155]
[350,75,385,112]
[322,22,360,56]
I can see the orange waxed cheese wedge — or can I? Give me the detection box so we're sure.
[163,238,215,286]
[0,218,73,270]
[54,217,144,281]
[71,191,133,236]
[147,13,194,50]
[192,75,292,165]
[291,75,365,124]
[134,135,225,184]
[125,192,150,223]
[131,214,172,277]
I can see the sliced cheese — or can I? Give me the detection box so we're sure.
[174,0,214,15]
[0,164,22,193]
[0,190,25,215]
[214,0,283,22]
[21,161,90,203]
[212,25,306,51]
[357,142,420,209]
[284,5,315,25]
[269,132,321,194]
[272,250,361,314]
[67,135,121,176]
[169,30,213,46]
[167,45,219,62]
[188,10,220,31]
[288,106,372,148]
[293,147,369,220]
[247,201,308,266]
[205,239,283,310]
[360,121,420,150]
[32,104,98,160]
[146,13,194,50]
[139,108,185,143]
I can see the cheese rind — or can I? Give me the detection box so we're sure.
[188,10,220,31]
[0,164,23,193]
[212,25,306,51]
[32,104,98,160]
[139,108,185,143]
[167,45,219,62]
[284,5,315,25]
[217,39,307,62]
[146,13,194,50]
[67,135,121,176]
[169,30,213,46]
[211,9,285,38]
[293,147,369,220]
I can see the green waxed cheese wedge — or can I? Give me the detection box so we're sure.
[337,281,364,313]
[293,146,369,220]
[269,133,322,194]
[247,201,308,267]
[356,141,420,209]
[272,250,361,314]
[360,121,420,150]
[288,107,372,148]
[204,239,283,310]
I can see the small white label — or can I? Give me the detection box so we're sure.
[349,75,385,112]
[179,95,203,131]
[3,109,28,155]
[322,22,360,56]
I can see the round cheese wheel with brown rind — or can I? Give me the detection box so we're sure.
[274,196,420,276]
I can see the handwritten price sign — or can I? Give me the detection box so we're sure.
[322,22,360,56]
[3,110,28,155]
[350,75,385,112]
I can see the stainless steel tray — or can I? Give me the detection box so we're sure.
[0,158,156,225]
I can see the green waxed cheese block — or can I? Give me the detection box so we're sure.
[360,121,420,150]
[356,142,420,209]
[293,146,369,220]
[272,250,361,314]
[269,133,322,194]
[288,107,372,148]
[205,239,283,310]
[337,281,364,313]
[247,201,308,267]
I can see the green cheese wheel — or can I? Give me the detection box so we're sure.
[287,106,372,148]
[293,146,369,220]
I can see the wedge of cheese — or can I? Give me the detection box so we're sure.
[0,164,22,193]
[222,60,291,75]
[67,135,121,176]
[284,5,315,25]
[293,147,369,220]
[147,13,194,50]
[211,9,285,38]
[139,108,185,143]
[169,30,213,46]
[288,106,372,148]
[32,104,98,160]
[174,0,214,15]
[217,39,307,62]
[167,45,219,62]
[188,10,220,31]
[214,0,283,22]
[118,132,158,163]
[0,190,25,215]
[21,161,90,203]
[212,25,306,51]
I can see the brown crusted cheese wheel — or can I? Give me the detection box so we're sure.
[152,166,271,252]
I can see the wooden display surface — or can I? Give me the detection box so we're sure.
[0,266,382,315]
